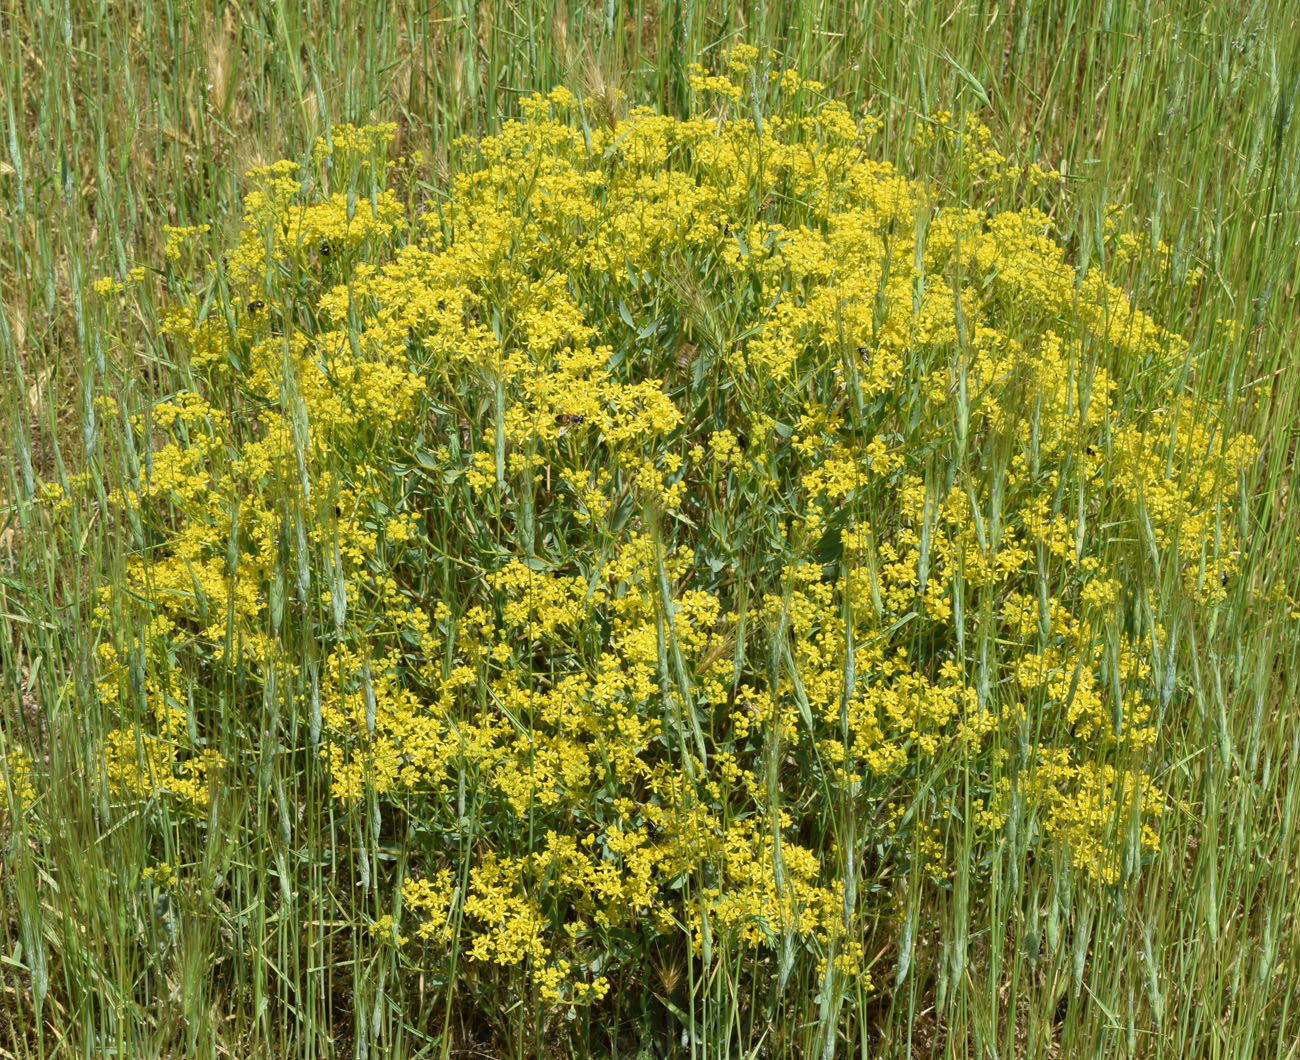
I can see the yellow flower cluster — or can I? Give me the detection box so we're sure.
[1,744,36,822]
[88,50,1251,1015]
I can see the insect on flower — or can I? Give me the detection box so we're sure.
[247,299,265,313]
[555,413,585,437]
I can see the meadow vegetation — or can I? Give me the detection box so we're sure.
[2,4,1299,1059]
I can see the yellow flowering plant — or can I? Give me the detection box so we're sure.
[86,48,1252,1040]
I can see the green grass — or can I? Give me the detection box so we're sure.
[2,2,1299,1058]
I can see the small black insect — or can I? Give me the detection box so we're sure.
[1084,445,1097,456]
[555,413,586,427]
[1221,571,1229,587]
[247,299,265,312]
[319,241,332,256]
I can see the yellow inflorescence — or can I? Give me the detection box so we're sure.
[88,53,1252,1009]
